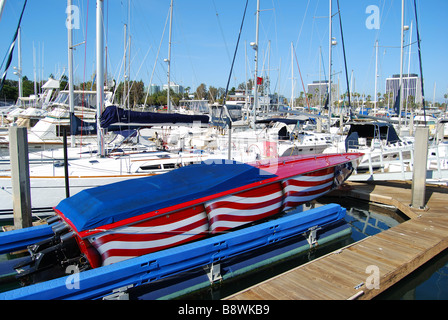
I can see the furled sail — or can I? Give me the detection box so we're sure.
[100,105,209,129]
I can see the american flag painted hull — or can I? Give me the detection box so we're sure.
[55,154,362,267]
[89,207,209,266]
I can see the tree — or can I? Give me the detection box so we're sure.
[129,80,145,106]
[208,86,218,103]
[195,83,207,100]
[184,86,191,99]
[0,80,18,101]
[407,95,416,111]
[237,79,253,92]
[366,95,372,109]
[22,76,36,97]
[59,75,69,91]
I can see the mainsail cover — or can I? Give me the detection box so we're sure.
[100,105,209,129]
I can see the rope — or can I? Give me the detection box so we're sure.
[222,0,249,106]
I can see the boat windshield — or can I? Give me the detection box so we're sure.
[52,92,99,108]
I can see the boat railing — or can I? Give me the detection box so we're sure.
[351,141,448,182]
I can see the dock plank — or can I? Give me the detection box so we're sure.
[225,182,448,300]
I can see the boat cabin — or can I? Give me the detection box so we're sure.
[345,122,401,151]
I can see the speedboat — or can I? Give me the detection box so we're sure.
[15,153,362,282]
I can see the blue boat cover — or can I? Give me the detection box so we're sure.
[100,106,209,129]
[70,114,97,135]
[56,160,277,232]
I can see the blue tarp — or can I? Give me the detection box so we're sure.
[100,106,209,129]
[70,114,97,135]
[56,160,276,232]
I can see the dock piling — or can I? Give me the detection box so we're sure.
[411,127,429,209]
[9,125,32,229]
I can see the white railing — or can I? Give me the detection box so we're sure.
[350,142,448,182]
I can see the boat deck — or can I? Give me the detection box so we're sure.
[225,181,448,300]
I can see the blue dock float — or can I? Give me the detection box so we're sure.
[0,224,54,255]
[130,220,351,300]
[0,203,346,300]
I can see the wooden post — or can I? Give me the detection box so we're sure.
[9,125,32,229]
[63,128,70,198]
[411,127,429,209]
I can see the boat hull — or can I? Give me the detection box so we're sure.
[66,155,360,267]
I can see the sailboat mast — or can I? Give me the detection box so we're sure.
[96,0,105,157]
[328,0,332,131]
[319,46,322,108]
[291,42,294,110]
[123,23,127,107]
[398,0,405,127]
[167,0,173,112]
[374,40,378,115]
[67,0,75,147]
[405,20,413,126]
[252,0,260,126]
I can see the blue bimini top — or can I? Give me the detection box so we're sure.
[55,160,276,232]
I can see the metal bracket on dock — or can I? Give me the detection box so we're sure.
[304,226,321,248]
[102,284,134,300]
[205,263,222,284]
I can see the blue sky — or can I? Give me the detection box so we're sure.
[1,0,447,102]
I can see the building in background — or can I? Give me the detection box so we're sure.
[385,74,423,107]
[163,82,184,95]
[307,80,338,107]
[149,84,160,95]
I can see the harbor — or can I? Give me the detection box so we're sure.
[1,0,448,303]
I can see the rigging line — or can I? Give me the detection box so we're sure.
[144,5,171,105]
[124,45,152,108]
[320,47,327,82]
[212,0,231,64]
[270,0,279,62]
[413,0,426,123]
[222,0,249,106]
[80,0,90,150]
[174,4,199,94]
[111,54,125,103]
[294,0,311,48]
[122,47,143,107]
[336,0,351,113]
[293,45,310,111]
[307,0,322,74]
[373,0,389,42]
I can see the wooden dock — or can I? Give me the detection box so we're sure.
[225,181,448,300]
